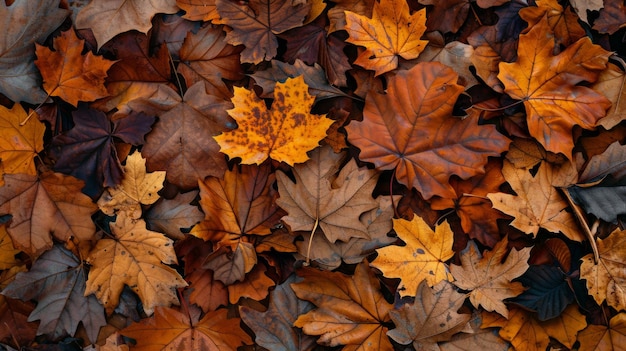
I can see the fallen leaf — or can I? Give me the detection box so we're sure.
[0,266,37,347]
[240,274,316,351]
[592,0,626,34]
[0,171,98,258]
[35,29,115,107]
[145,190,204,240]
[498,15,611,158]
[439,311,511,351]
[579,141,626,183]
[519,0,586,47]
[345,0,428,75]
[467,24,517,93]
[250,59,350,101]
[178,23,244,88]
[93,31,173,118]
[580,227,626,311]
[388,280,471,350]
[593,62,626,130]
[97,151,165,219]
[75,0,179,49]
[227,262,275,303]
[1,245,105,343]
[292,261,394,350]
[346,62,509,200]
[51,107,155,192]
[414,38,479,89]
[120,307,251,350]
[84,212,187,315]
[418,0,469,34]
[371,216,454,297]
[0,104,45,177]
[450,238,531,318]
[487,160,583,241]
[295,195,397,270]
[569,0,604,24]
[578,313,626,351]
[0,0,69,103]
[177,0,219,22]
[513,264,575,321]
[276,146,380,243]
[483,304,586,351]
[327,0,374,33]
[214,75,333,166]
[430,158,507,248]
[215,0,309,63]
[131,81,235,190]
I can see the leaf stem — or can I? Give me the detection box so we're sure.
[304,217,319,267]
[20,90,53,126]
[469,99,524,112]
[558,187,599,263]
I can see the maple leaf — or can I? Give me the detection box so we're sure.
[593,0,626,34]
[295,196,397,270]
[145,190,204,240]
[35,29,115,107]
[214,75,334,166]
[487,160,583,241]
[430,158,507,248]
[498,14,611,158]
[227,262,275,303]
[0,0,69,103]
[250,59,350,101]
[438,311,511,351]
[75,0,179,49]
[97,151,165,219]
[178,23,244,88]
[467,24,517,93]
[84,212,187,315]
[177,0,220,22]
[0,224,20,270]
[450,238,531,318]
[1,245,105,343]
[92,31,174,118]
[346,62,510,200]
[292,261,394,350]
[0,104,45,177]
[130,81,236,190]
[120,307,252,350]
[518,0,586,47]
[483,305,586,351]
[50,107,155,193]
[215,0,309,64]
[276,146,380,243]
[578,314,626,351]
[240,274,316,351]
[418,0,470,34]
[344,0,428,75]
[593,62,626,130]
[0,171,97,258]
[0,266,37,347]
[580,227,626,311]
[281,18,351,87]
[414,37,479,89]
[388,280,471,350]
[191,162,282,284]
[371,216,454,297]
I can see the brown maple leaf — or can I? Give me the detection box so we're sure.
[292,261,394,350]
[345,0,428,75]
[276,146,380,244]
[519,0,586,47]
[346,62,510,199]
[35,29,115,107]
[498,14,611,158]
[121,307,252,350]
[450,238,531,318]
[0,104,45,177]
[215,0,309,63]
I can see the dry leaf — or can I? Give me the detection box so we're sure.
[0,104,45,177]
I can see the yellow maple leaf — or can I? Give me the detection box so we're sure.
[581,228,626,311]
[84,212,187,315]
[214,75,334,166]
[344,0,428,76]
[97,151,165,219]
[371,216,454,297]
[0,104,44,177]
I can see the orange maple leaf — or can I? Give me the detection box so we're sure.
[498,15,611,158]
[0,104,44,177]
[121,307,251,350]
[346,62,509,199]
[214,75,334,166]
[344,0,428,75]
[35,29,115,107]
